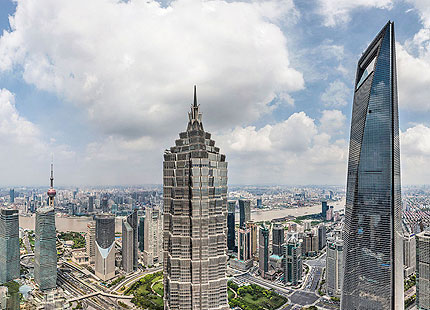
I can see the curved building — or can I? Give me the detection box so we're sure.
[341,21,403,309]
[95,215,115,281]
[163,87,229,310]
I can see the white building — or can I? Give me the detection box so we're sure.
[143,206,163,266]
[416,231,430,310]
[326,237,343,297]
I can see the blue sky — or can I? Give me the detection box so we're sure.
[0,0,430,186]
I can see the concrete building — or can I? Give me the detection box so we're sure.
[0,209,19,284]
[122,219,134,273]
[124,210,138,271]
[272,224,284,257]
[137,211,145,252]
[95,215,115,281]
[163,87,228,309]
[284,234,302,286]
[86,221,96,264]
[247,221,258,257]
[259,225,269,278]
[88,196,95,213]
[227,201,236,252]
[321,201,328,219]
[404,233,416,277]
[318,224,326,251]
[326,238,343,297]
[416,231,430,310]
[239,199,251,228]
[143,206,162,266]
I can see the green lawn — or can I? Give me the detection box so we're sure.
[125,271,163,310]
[228,282,288,310]
[153,281,164,297]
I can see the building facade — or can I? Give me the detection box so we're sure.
[34,207,57,291]
[272,224,284,257]
[247,221,258,257]
[404,233,416,277]
[95,215,115,281]
[416,231,430,310]
[143,206,163,266]
[318,224,326,251]
[227,201,236,252]
[86,221,96,264]
[163,88,228,310]
[326,238,344,297]
[0,209,19,284]
[321,201,328,219]
[239,199,251,228]
[259,225,269,278]
[122,219,134,273]
[284,234,302,286]
[341,22,403,310]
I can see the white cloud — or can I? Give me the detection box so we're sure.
[319,109,346,135]
[0,0,304,140]
[317,0,393,27]
[321,80,350,107]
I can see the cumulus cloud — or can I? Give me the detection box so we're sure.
[321,80,350,107]
[214,112,348,184]
[317,0,393,27]
[319,109,346,135]
[0,0,304,140]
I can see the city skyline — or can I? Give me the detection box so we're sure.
[1,1,430,186]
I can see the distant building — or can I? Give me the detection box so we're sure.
[403,233,416,277]
[272,224,284,257]
[143,207,162,266]
[227,201,236,252]
[259,225,269,278]
[101,196,109,213]
[284,234,302,286]
[239,199,251,228]
[318,225,326,251]
[326,238,343,297]
[257,198,262,209]
[122,219,134,273]
[88,196,95,213]
[86,221,96,264]
[326,206,333,221]
[125,210,138,270]
[303,231,318,256]
[9,189,14,204]
[0,209,19,284]
[247,221,258,257]
[95,215,115,281]
[34,207,57,291]
[321,201,328,219]
[416,231,430,310]
[137,211,145,252]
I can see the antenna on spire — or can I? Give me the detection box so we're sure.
[50,155,54,188]
[193,85,197,107]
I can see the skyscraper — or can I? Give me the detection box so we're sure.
[88,196,95,213]
[318,224,326,251]
[259,225,269,278]
[95,215,115,281]
[284,234,302,286]
[35,163,57,291]
[126,210,138,270]
[247,221,258,257]
[163,87,228,310]
[416,231,430,310]
[239,199,251,228]
[122,219,134,273]
[9,189,14,204]
[326,237,344,297]
[227,201,236,252]
[341,21,403,310]
[137,211,145,252]
[143,206,163,266]
[272,224,284,256]
[101,196,109,213]
[0,209,19,284]
[86,221,96,264]
[403,233,416,277]
[321,201,328,219]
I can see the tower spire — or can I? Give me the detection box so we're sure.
[187,85,203,131]
[47,157,56,207]
[193,85,197,107]
[50,157,54,189]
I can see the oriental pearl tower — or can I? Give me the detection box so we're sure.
[47,161,56,207]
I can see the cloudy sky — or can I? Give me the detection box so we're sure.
[0,0,429,186]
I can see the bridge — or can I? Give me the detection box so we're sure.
[20,253,35,268]
[67,291,133,302]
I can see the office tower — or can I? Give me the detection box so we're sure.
[326,206,333,221]
[227,201,236,252]
[259,225,269,278]
[272,224,285,256]
[284,234,302,285]
[137,211,145,252]
[321,201,328,219]
[247,221,258,257]
[88,196,95,213]
[101,196,109,213]
[326,238,344,297]
[239,199,251,228]
[318,224,326,251]
[86,221,96,264]
[342,22,403,310]
[125,210,138,270]
[9,189,14,204]
[0,209,19,284]
[303,221,311,231]
[257,198,262,209]
[163,87,228,310]
[143,207,162,266]
[416,231,430,310]
[95,215,115,281]
[403,233,416,277]
[122,219,134,273]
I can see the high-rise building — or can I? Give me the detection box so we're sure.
[88,196,95,213]
[101,196,109,213]
[247,221,258,257]
[0,209,19,284]
[403,233,416,277]
[321,201,328,219]
[272,224,284,256]
[318,224,326,251]
[137,211,145,252]
[86,221,96,264]
[227,201,236,252]
[326,238,344,297]
[239,199,251,228]
[9,189,14,204]
[125,210,138,270]
[341,22,403,310]
[257,198,262,209]
[284,234,302,286]
[416,231,430,310]
[238,227,251,262]
[259,225,269,278]
[163,87,228,310]
[122,219,134,273]
[143,206,162,266]
[95,215,115,281]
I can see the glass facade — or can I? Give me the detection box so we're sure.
[0,209,20,284]
[163,87,228,310]
[227,201,236,252]
[341,21,403,310]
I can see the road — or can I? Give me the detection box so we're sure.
[110,266,163,293]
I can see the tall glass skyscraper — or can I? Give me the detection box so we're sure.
[341,21,403,309]
[163,87,228,310]
[95,215,115,280]
[0,209,20,284]
[227,201,236,252]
